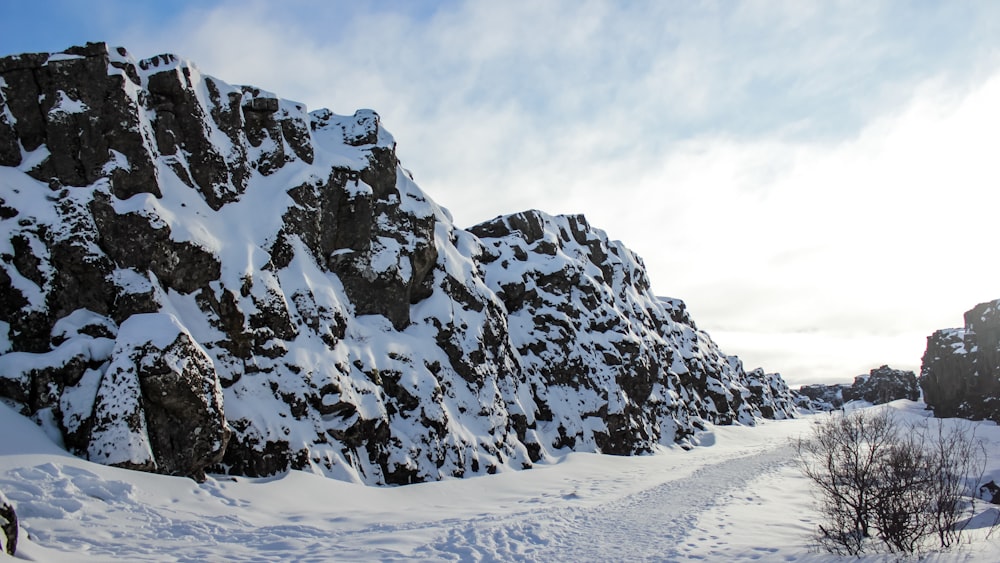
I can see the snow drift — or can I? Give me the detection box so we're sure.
[0,43,797,485]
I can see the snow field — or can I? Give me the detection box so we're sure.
[4,399,1000,561]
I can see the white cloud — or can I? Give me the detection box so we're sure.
[626,71,1000,384]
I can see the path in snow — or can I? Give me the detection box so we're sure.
[411,445,797,561]
[2,446,796,561]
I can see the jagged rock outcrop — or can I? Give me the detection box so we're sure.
[798,365,919,410]
[921,299,1000,421]
[0,43,799,485]
[0,489,15,556]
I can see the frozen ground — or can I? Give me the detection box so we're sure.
[2,400,1000,562]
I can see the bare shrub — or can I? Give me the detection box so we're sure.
[796,408,986,555]
[923,419,987,548]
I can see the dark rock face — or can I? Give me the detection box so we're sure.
[0,489,15,556]
[798,365,919,410]
[0,43,800,486]
[920,299,1000,422]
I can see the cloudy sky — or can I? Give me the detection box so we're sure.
[3,1,999,386]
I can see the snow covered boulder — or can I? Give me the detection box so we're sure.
[0,489,15,556]
[88,314,230,481]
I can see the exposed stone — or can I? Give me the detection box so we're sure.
[0,43,159,200]
[745,367,797,419]
[0,108,20,167]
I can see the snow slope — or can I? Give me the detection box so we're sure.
[3,400,1000,562]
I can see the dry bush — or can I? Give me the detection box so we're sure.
[796,408,985,555]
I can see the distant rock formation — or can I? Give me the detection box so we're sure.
[920,299,1000,422]
[798,365,919,410]
[0,43,799,485]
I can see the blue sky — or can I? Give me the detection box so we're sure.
[3,1,1000,385]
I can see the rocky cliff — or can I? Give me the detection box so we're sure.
[0,43,798,485]
[921,299,1000,422]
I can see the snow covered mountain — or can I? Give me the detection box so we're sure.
[0,43,797,486]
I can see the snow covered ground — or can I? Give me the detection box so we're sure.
[3,400,1000,562]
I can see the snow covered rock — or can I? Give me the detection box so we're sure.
[980,480,1000,504]
[0,489,15,556]
[845,365,919,404]
[0,43,799,485]
[469,211,795,455]
[921,299,1000,422]
[744,367,798,418]
[798,365,919,409]
[88,314,229,480]
[796,383,842,410]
